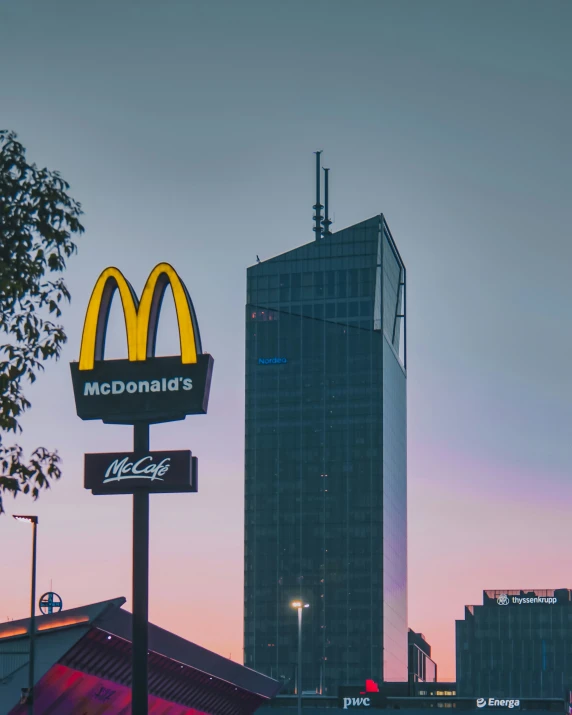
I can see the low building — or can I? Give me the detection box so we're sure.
[0,597,280,714]
[257,689,563,713]
[456,589,572,699]
[408,630,438,685]
[256,683,563,713]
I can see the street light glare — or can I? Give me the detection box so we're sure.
[292,599,309,713]
[13,515,38,524]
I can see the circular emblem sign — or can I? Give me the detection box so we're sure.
[497,594,510,606]
[39,592,63,615]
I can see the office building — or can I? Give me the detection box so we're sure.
[244,155,408,694]
[456,589,572,698]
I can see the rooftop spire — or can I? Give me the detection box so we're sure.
[322,167,332,237]
[313,151,323,240]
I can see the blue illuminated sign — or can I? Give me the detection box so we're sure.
[258,358,287,365]
[39,592,63,615]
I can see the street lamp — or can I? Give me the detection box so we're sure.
[291,601,309,715]
[13,515,38,715]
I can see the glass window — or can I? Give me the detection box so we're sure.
[314,271,324,298]
[337,270,346,298]
[349,269,359,298]
[291,273,301,301]
[360,268,372,297]
[326,271,336,298]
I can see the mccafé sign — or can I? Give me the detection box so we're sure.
[84,450,198,495]
[70,263,213,424]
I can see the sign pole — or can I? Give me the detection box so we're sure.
[132,422,150,715]
[71,263,213,714]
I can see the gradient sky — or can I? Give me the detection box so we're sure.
[1,0,571,680]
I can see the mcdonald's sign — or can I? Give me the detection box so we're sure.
[70,263,213,424]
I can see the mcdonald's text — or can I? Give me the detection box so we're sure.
[71,354,213,424]
[83,376,193,396]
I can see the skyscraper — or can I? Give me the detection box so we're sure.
[244,161,407,694]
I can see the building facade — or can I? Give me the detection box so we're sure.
[408,630,437,684]
[456,589,572,698]
[244,214,408,694]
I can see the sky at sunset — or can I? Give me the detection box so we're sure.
[1,0,571,681]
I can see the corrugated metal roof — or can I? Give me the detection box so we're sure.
[61,628,267,715]
[0,598,280,715]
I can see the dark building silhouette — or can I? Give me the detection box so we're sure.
[408,630,437,685]
[244,195,408,694]
[456,589,572,698]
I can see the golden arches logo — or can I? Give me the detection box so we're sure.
[79,263,202,371]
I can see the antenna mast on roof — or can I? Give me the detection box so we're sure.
[322,167,332,237]
[313,151,323,240]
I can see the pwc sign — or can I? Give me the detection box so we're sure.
[70,263,213,424]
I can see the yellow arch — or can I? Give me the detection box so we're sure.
[79,267,139,371]
[136,263,198,364]
[78,263,200,370]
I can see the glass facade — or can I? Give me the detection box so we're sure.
[456,589,572,698]
[244,216,408,694]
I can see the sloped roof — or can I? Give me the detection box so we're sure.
[0,597,280,715]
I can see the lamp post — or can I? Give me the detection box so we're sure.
[13,515,38,715]
[291,601,309,715]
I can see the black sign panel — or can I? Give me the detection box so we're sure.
[84,450,197,494]
[71,354,213,425]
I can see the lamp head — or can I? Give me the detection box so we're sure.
[291,601,309,609]
[13,515,38,524]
